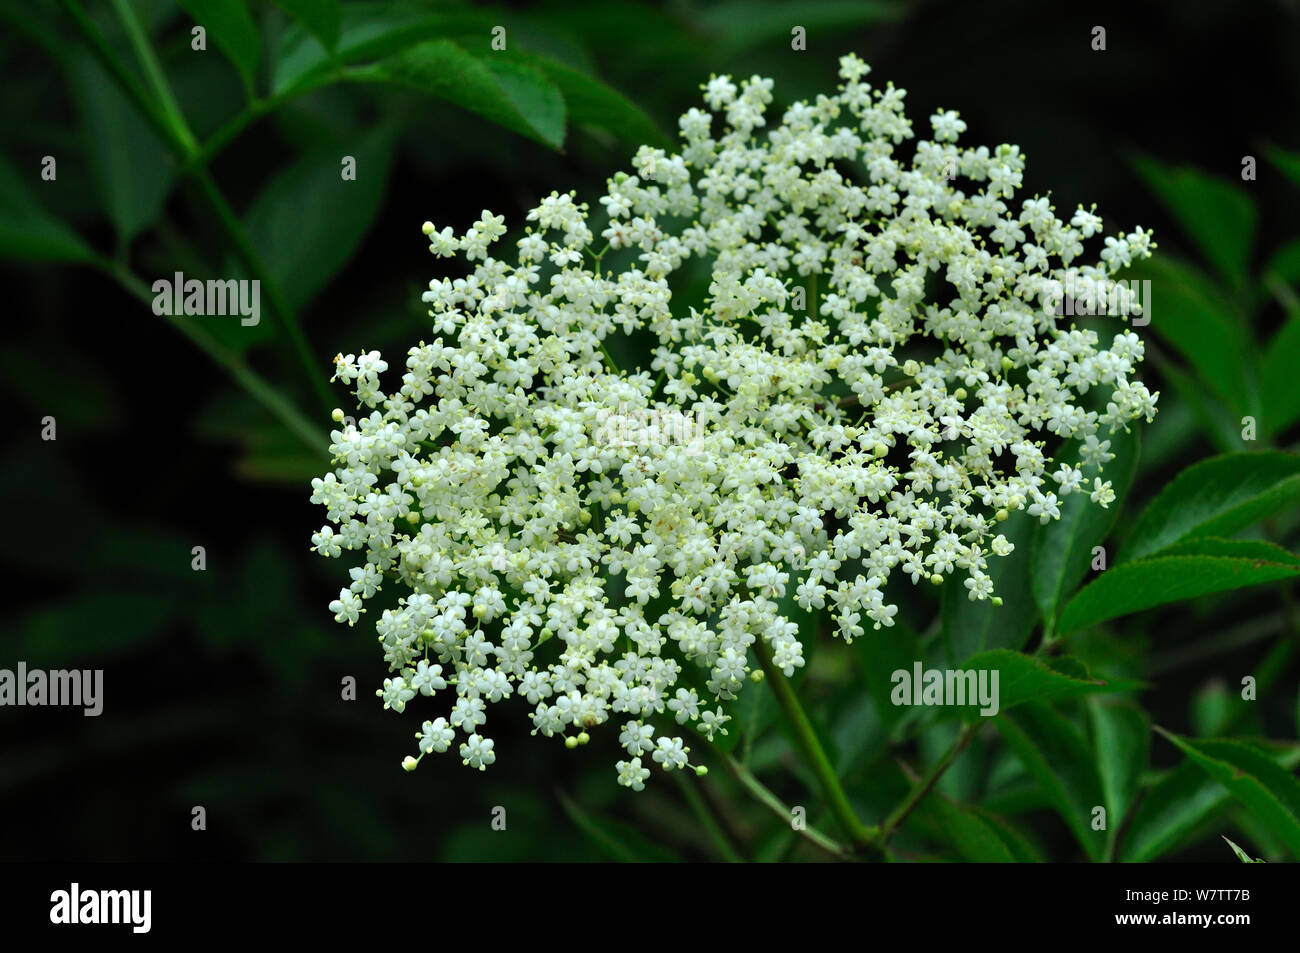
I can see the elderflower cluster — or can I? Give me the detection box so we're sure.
[310,54,1157,790]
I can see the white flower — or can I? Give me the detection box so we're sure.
[378,676,415,713]
[409,660,447,696]
[617,757,651,791]
[620,720,656,755]
[329,588,362,626]
[667,689,700,725]
[417,717,454,753]
[312,54,1156,789]
[652,737,689,771]
[459,733,495,770]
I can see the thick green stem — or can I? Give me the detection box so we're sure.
[752,635,878,850]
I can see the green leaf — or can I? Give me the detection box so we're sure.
[70,55,175,243]
[0,156,95,263]
[1121,744,1300,861]
[855,619,923,732]
[1161,536,1300,565]
[480,56,568,151]
[995,702,1106,860]
[1155,730,1300,857]
[355,40,566,150]
[1190,679,1233,737]
[244,127,396,311]
[1222,835,1263,863]
[1121,761,1233,862]
[915,794,1017,861]
[1151,351,1242,453]
[1260,308,1300,435]
[1121,451,1300,562]
[1031,426,1140,629]
[176,0,261,89]
[271,4,491,94]
[943,650,1116,718]
[981,811,1045,862]
[1122,256,1254,415]
[521,53,669,148]
[941,510,1035,664]
[1060,552,1300,634]
[1131,155,1257,290]
[271,0,340,50]
[1088,700,1149,831]
[830,692,883,778]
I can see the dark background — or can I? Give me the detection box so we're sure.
[3,0,1299,861]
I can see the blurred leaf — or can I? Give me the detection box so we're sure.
[1124,255,1254,415]
[1121,451,1300,562]
[16,588,176,666]
[1260,307,1300,435]
[830,691,882,778]
[176,0,260,90]
[854,618,921,732]
[244,126,396,311]
[946,650,1112,718]
[272,3,492,94]
[1031,426,1140,631]
[196,390,327,483]
[1121,761,1233,861]
[1131,155,1256,290]
[6,343,121,429]
[914,793,1017,861]
[941,510,1035,664]
[272,0,340,50]
[521,52,669,148]
[355,40,566,150]
[1262,237,1300,287]
[995,702,1106,860]
[70,55,176,244]
[0,157,95,260]
[1265,144,1300,192]
[976,810,1045,862]
[1162,537,1300,564]
[1150,352,1241,453]
[688,0,904,54]
[1190,679,1232,737]
[1088,700,1149,832]
[731,674,774,757]
[1060,551,1300,634]
[1155,730,1300,857]
[556,789,679,862]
